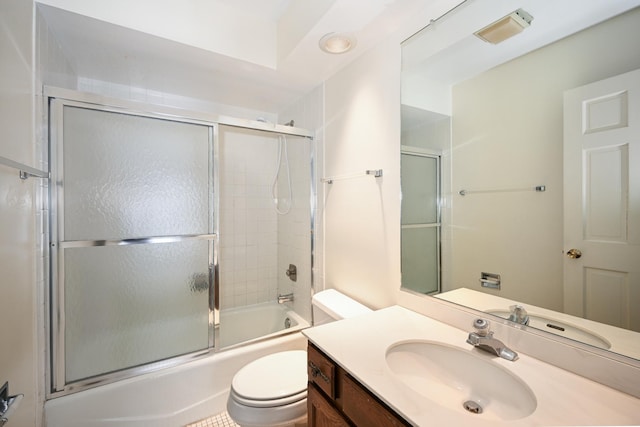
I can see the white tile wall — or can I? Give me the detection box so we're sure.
[278,85,324,322]
[218,127,279,309]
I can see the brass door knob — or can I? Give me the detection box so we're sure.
[566,249,582,259]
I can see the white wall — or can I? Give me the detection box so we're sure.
[0,1,39,426]
[450,8,640,310]
[322,38,402,309]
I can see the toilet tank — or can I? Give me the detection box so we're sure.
[311,289,372,325]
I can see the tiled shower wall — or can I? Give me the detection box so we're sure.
[218,127,279,309]
[278,85,323,322]
[274,135,312,316]
[218,126,313,313]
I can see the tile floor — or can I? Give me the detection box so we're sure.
[185,411,239,427]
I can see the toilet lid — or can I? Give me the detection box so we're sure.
[231,350,307,404]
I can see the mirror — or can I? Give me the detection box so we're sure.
[400,0,640,361]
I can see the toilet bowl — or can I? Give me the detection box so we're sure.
[226,289,372,427]
[227,351,308,427]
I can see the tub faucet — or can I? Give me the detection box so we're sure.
[277,293,294,304]
[466,318,518,361]
[508,304,530,325]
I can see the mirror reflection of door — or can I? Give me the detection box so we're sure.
[563,68,640,332]
[401,149,441,294]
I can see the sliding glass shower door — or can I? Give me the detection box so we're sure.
[50,99,216,391]
[400,150,441,294]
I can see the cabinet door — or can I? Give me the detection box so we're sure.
[342,375,410,427]
[308,384,350,427]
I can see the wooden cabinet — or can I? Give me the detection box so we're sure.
[307,343,411,427]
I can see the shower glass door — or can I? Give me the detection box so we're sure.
[400,150,441,294]
[50,99,216,392]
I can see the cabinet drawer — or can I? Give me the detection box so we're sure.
[308,344,335,399]
[342,374,410,427]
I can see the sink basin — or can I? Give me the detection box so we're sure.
[385,340,536,421]
[486,309,611,349]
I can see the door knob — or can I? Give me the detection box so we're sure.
[566,249,582,259]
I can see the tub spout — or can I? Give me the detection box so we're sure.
[277,293,294,304]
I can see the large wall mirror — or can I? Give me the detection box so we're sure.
[401,0,640,361]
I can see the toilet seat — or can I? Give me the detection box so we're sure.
[230,350,307,408]
[230,388,307,408]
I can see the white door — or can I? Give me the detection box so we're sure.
[564,68,640,332]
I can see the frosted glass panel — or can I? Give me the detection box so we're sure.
[401,154,438,225]
[64,240,210,382]
[63,106,210,241]
[401,227,439,294]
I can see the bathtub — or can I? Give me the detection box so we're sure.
[45,303,309,427]
[218,301,307,348]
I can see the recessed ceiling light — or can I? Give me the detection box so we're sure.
[474,9,534,44]
[319,32,357,54]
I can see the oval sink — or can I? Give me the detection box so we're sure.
[486,309,611,350]
[386,340,536,421]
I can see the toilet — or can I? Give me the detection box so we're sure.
[226,289,372,427]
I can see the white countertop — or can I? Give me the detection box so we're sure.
[303,305,640,427]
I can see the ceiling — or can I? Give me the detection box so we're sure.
[36,0,640,115]
[36,0,431,114]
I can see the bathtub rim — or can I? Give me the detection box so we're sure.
[47,309,310,400]
[217,303,309,350]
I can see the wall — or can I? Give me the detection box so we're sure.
[450,8,640,310]
[0,1,39,425]
[0,4,77,425]
[322,38,402,309]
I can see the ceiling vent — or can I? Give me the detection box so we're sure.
[474,9,534,44]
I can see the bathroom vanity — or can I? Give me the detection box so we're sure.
[307,343,409,427]
[303,306,640,426]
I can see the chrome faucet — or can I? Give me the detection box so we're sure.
[277,293,294,304]
[466,318,518,361]
[508,304,530,325]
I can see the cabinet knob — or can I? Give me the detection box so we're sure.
[308,361,330,384]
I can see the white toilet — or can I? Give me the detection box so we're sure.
[226,289,372,427]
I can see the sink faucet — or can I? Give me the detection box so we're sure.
[508,304,530,325]
[277,292,294,304]
[467,318,518,361]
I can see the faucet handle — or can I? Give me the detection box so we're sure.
[508,305,530,325]
[472,318,491,336]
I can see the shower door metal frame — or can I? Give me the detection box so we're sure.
[48,94,219,396]
[45,87,315,398]
[400,146,442,296]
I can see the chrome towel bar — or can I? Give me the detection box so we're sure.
[0,155,49,180]
[321,169,383,184]
[459,185,545,196]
